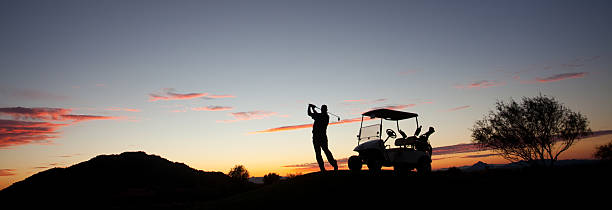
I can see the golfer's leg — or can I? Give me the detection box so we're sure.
[320,138,338,169]
[313,139,325,171]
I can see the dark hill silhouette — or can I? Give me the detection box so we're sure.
[0,151,251,209]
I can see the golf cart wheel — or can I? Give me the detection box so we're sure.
[367,160,382,172]
[416,158,432,175]
[348,156,362,172]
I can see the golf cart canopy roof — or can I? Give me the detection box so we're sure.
[362,108,418,121]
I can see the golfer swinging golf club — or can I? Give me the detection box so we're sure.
[308,104,338,172]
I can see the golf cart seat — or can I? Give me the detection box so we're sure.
[395,136,418,147]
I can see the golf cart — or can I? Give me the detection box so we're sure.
[347,109,434,174]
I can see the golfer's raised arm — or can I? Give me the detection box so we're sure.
[307,104,314,116]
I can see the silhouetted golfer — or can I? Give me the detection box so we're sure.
[308,104,338,172]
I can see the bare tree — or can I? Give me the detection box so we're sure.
[471,95,591,166]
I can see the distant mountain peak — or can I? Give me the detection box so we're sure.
[473,161,487,166]
[468,161,489,171]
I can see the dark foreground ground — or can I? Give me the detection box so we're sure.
[199,163,611,209]
[2,154,610,209]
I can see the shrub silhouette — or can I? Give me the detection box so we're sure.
[228,165,250,184]
[286,172,302,180]
[263,173,281,185]
[472,95,591,166]
[594,141,612,161]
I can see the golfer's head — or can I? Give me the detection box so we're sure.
[321,105,327,112]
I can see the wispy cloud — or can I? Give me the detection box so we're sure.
[343,99,366,103]
[149,88,235,101]
[0,119,68,148]
[250,116,373,134]
[192,106,233,111]
[0,107,119,122]
[57,153,81,158]
[346,101,430,115]
[398,70,420,75]
[0,87,68,101]
[533,72,587,83]
[60,115,120,122]
[342,98,386,105]
[0,169,16,176]
[461,153,499,158]
[454,80,505,89]
[149,88,208,101]
[445,105,471,112]
[105,107,141,112]
[202,94,236,99]
[560,56,600,69]
[217,111,278,123]
[432,143,483,156]
[0,107,119,148]
[282,158,350,172]
[372,104,416,110]
[0,107,72,120]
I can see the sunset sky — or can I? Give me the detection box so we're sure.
[1,0,612,189]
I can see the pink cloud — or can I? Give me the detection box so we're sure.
[149,89,235,101]
[343,99,365,103]
[0,88,68,100]
[455,80,505,89]
[0,169,16,176]
[398,70,420,75]
[0,107,119,122]
[218,111,278,123]
[0,107,120,148]
[282,158,350,172]
[534,72,587,83]
[203,94,236,99]
[348,101,429,115]
[0,119,68,148]
[446,105,471,112]
[0,107,72,120]
[149,88,208,101]
[373,104,416,110]
[192,106,233,111]
[250,116,374,134]
[342,98,387,105]
[60,115,120,122]
[105,107,141,112]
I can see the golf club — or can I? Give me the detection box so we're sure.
[309,104,341,121]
